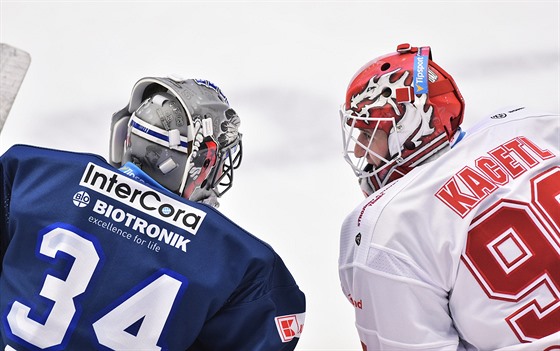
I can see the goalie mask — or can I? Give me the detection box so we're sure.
[340,43,465,196]
[110,76,242,206]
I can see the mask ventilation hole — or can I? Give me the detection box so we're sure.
[403,141,416,150]
[381,88,392,97]
[381,62,391,71]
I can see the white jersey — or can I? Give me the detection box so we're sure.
[339,107,560,350]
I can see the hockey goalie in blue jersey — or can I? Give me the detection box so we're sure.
[0,77,305,350]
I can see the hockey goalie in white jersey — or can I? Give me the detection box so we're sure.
[338,43,559,350]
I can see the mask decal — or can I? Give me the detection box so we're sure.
[350,69,408,119]
[218,108,241,147]
[387,94,435,156]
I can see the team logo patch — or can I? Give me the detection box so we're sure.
[275,313,305,343]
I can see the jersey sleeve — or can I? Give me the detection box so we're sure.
[187,254,305,351]
[343,248,461,350]
[339,178,462,350]
[0,147,15,273]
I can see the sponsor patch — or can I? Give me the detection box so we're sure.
[275,313,305,343]
[413,47,430,94]
[72,191,91,208]
[79,163,206,235]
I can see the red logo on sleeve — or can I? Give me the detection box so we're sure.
[275,314,305,342]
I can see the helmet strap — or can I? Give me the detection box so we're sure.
[129,115,192,153]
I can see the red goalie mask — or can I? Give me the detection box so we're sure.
[340,43,465,196]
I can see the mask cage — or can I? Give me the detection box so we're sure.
[207,136,243,197]
[339,105,402,179]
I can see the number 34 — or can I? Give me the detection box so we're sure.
[4,224,187,350]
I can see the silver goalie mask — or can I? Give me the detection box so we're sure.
[109,76,242,207]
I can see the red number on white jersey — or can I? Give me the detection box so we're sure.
[463,166,560,342]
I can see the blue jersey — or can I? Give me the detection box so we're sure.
[0,145,305,351]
